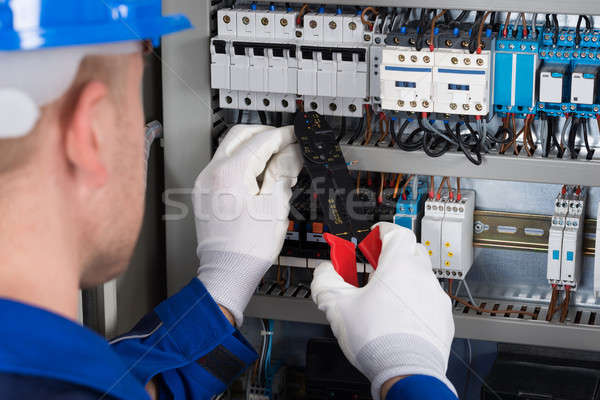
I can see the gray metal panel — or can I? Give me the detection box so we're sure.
[282,0,600,15]
[246,295,600,352]
[162,1,214,295]
[341,145,600,186]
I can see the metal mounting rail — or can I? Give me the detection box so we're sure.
[246,294,600,352]
[341,144,600,186]
[282,0,600,15]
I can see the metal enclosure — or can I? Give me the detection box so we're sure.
[162,0,600,351]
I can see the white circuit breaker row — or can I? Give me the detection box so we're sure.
[422,190,476,279]
[547,187,586,288]
[212,7,371,117]
[380,47,493,116]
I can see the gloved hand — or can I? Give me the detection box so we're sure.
[194,124,303,327]
[311,222,456,400]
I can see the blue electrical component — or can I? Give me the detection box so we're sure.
[537,27,600,117]
[393,183,427,238]
[493,25,541,117]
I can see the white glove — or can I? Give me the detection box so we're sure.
[311,222,456,400]
[194,124,303,326]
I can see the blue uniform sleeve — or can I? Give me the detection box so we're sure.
[110,278,258,399]
[386,375,458,400]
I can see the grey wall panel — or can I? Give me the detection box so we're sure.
[162,1,213,295]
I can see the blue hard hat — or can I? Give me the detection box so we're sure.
[0,0,192,51]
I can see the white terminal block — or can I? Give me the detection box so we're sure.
[342,14,365,43]
[273,10,297,40]
[422,197,446,270]
[219,90,239,109]
[547,194,569,283]
[546,188,586,288]
[560,192,586,288]
[236,9,256,38]
[316,51,337,97]
[217,8,237,37]
[380,46,434,112]
[433,50,492,116]
[255,10,275,39]
[440,190,475,279]
[303,13,324,42]
[323,13,344,43]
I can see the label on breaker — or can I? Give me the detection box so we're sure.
[307,233,326,243]
[286,231,299,241]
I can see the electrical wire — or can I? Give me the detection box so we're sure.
[560,286,571,323]
[450,294,536,317]
[560,114,572,156]
[531,13,538,38]
[511,13,522,39]
[568,117,580,159]
[436,176,449,199]
[393,174,403,199]
[476,11,492,53]
[296,3,309,26]
[378,172,385,203]
[401,175,414,200]
[502,12,511,37]
[521,13,528,37]
[546,286,559,321]
[455,122,483,165]
[576,15,585,47]
[237,110,244,124]
[456,177,462,201]
[361,7,379,31]
[415,9,431,51]
[582,118,595,160]
[552,14,559,46]
[429,9,447,51]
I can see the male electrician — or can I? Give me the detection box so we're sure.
[0,1,457,400]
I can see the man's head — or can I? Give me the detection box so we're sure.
[0,45,146,287]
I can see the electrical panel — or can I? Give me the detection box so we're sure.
[194,3,600,366]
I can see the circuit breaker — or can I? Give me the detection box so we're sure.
[422,190,475,279]
[547,187,586,288]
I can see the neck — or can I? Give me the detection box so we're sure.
[0,173,81,321]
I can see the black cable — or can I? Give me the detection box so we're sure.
[576,16,584,47]
[552,14,559,46]
[422,121,450,157]
[337,116,347,142]
[392,119,423,151]
[237,110,243,124]
[568,117,579,159]
[455,122,483,165]
[415,9,429,51]
[469,11,484,54]
[583,15,592,30]
[491,125,514,145]
[544,14,552,32]
[542,113,551,157]
[348,116,365,144]
[583,118,595,160]
[443,9,452,25]
[454,10,469,24]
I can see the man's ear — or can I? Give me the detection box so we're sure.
[64,80,110,188]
